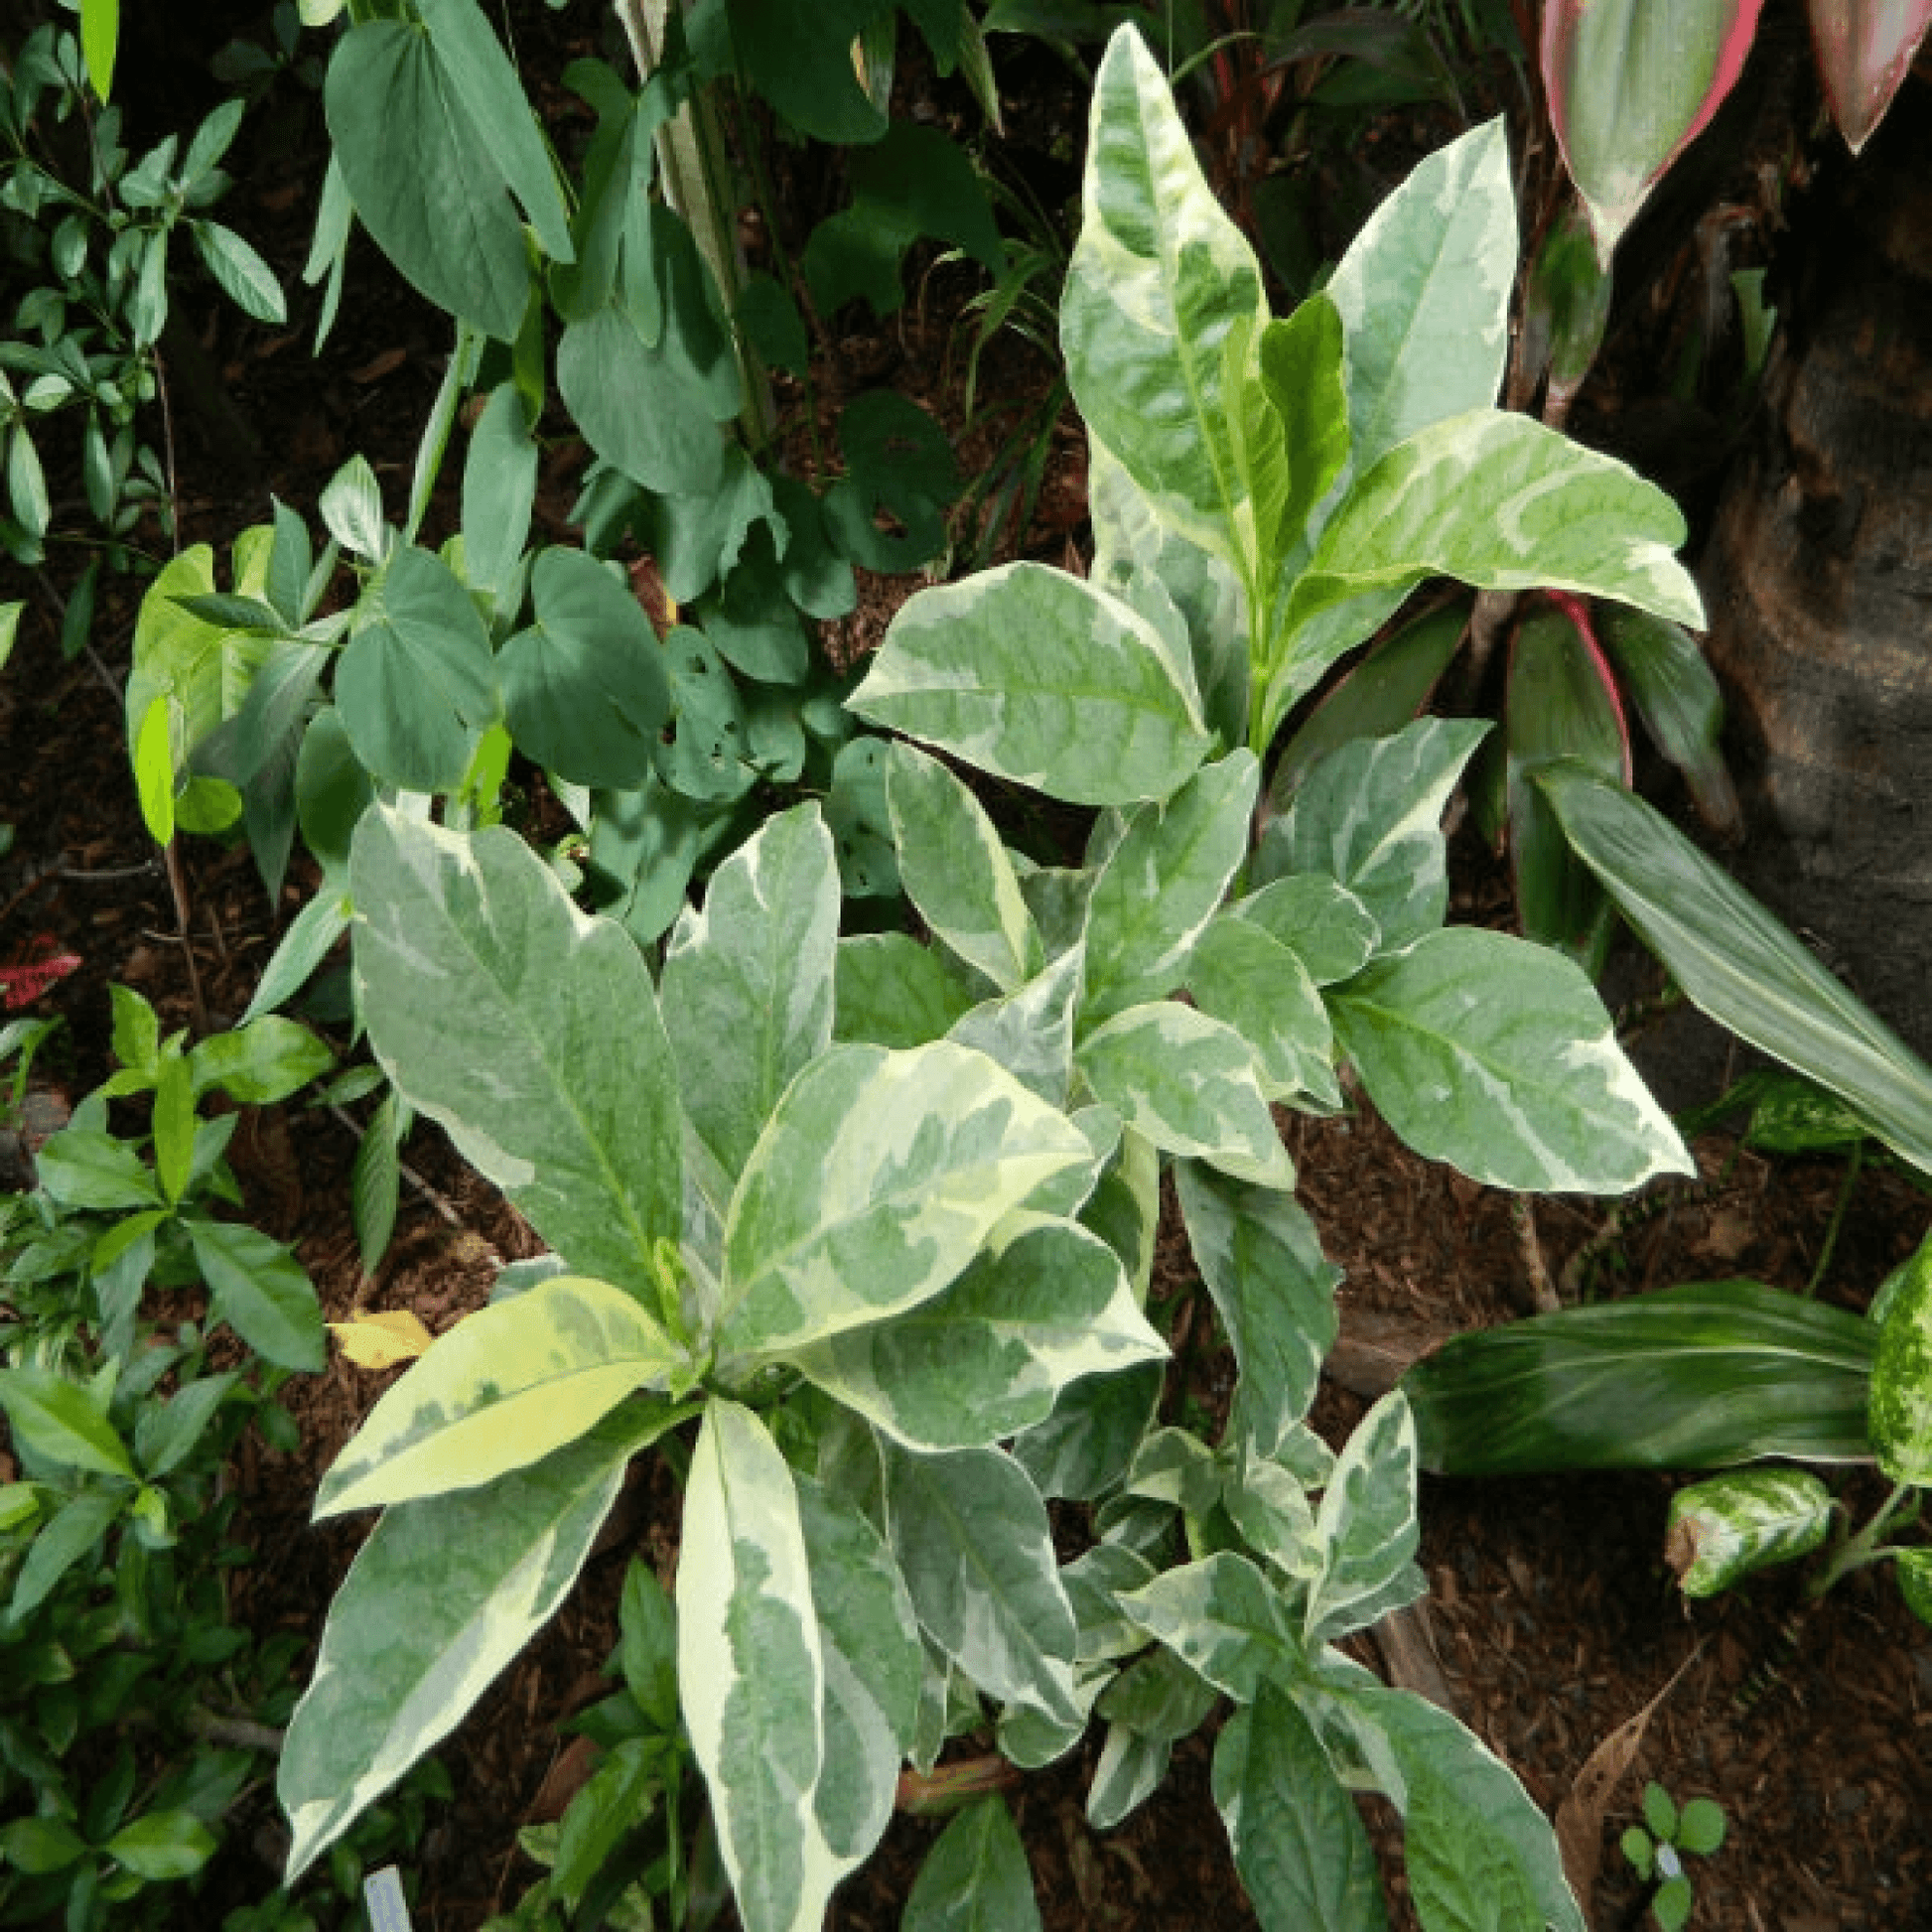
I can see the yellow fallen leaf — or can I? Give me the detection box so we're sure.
[329,1310,435,1369]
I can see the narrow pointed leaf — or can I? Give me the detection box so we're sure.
[279,1409,648,1882]
[316,1278,688,1517]
[662,804,838,1184]
[678,1403,838,1932]
[1811,0,1932,151]
[1306,1392,1425,1643]
[1400,1278,1877,1473]
[850,563,1212,808]
[902,1797,1041,1932]
[0,1368,133,1479]
[1542,0,1763,259]
[1330,926,1692,1191]
[1595,604,1740,837]
[1060,25,1273,572]
[350,808,682,1297]
[1535,760,1932,1173]
[186,1218,327,1372]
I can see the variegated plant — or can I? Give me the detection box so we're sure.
[280,25,1710,1929]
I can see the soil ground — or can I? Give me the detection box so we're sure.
[3,7,1931,1928]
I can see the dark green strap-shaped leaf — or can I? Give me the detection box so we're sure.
[350,808,683,1300]
[1401,1279,1877,1474]
[1595,602,1740,838]
[279,1407,651,1882]
[1212,1678,1389,1932]
[1536,760,1932,1175]
[324,19,533,340]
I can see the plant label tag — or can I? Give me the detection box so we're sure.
[363,1866,413,1932]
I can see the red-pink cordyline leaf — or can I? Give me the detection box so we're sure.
[0,935,82,1011]
[1809,0,1932,151]
[1541,0,1766,263]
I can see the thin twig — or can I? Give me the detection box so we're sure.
[186,1707,284,1754]
[152,352,183,557]
[1512,1196,1563,1313]
[160,841,209,1034]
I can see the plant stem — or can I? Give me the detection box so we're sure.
[1803,1139,1863,1297]
[1810,1479,1916,1597]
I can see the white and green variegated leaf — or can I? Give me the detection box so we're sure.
[1316,1681,1585,1932]
[1094,1650,1219,1784]
[1324,118,1516,488]
[662,803,838,1184]
[1265,717,1490,955]
[279,1408,648,1882]
[901,1797,1042,1932]
[1022,1101,1119,1222]
[789,1218,1166,1451]
[1060,26,1273,576]
[1224,1451,1321,1583]
[1329,926,1694,1192]
[1013,1360,1165,1504]
[1174,1162,1340,1455]
[1185,914,1338,1107]
[677,1403,837,1932]
[1081,752,1259,1025]
[1230,874,1381,986]
[1117,1552,1304,1703]
[350,807,680,1298]
[1665,1468,1834,1597]
[833,933,979,1048]
[887,742,1041,992]
[1872,1237,1932,1485]
[1305,1392,1426,1644]
[1406,1763,1544,1931]
[997,1658,1109,1770]
[1021,865,1101,964]
[315,1277,690,1518]
[848,563,1212,809]
[1213,1677,1389,1932]
[717,1042,1093,1358]
[882,1442,1082,1727]
[1089,441,1246,750]
[1076,1002,1294,1189]
[1080,1118,1162,1303]
[794,1474,922,1871]
[947,947,1084,1108]
[1087,1723,1173,1832]
[1064,1541,1160,1662]
[1125,1425,1227,1518]
[1283,411,1705,658]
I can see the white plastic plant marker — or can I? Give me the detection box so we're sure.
[363,1865,413,1932]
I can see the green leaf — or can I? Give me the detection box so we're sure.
[1174,1162,1339,1456]
[550,1736,658,1908]
[1262,294,1351,560]
[1677,1797,1726,1857]
[279,1408,649,1882]
[1060,25,1272,574]
[1664,1468,1833,1597]
[461,384,539,600]
[11,1488,123,1618]
[1319,1679,1583,1932]
[0,601,22,674]
[789,1217,1165,1451]
[716,1041,1093,1359]
[1,1815,87,1874]
[189,1017,334,1104]
[1404,1763,1544,1931]
[134,1371,238,1480]
[1596,603,1739,837]
[1082,752,1258,1023]
[887,743,1040,993]
[796,1474,923,1865]
[125,547,255,803]
[81,0,119,98]
[902,1797,1041,1932]
[415,0,574,263]
[1230,874,1381,987]
[320,454,386,561]
[104,1810,216,1881]
[1402,1279,1878,1473]
[727,0,890,143]
[316,1278,689,1517]
[1076,1002,1294,1189]
[677,1402,840,1932]
[849,562,1211,809]
[1185,914,1337,1107]
[499,548,669,788]
[152,1051,196,1206]
[350,809,682,1299]
[1284,410,1704,655]
[1869,1234,1932,1485]
[192,220,287,324]
[849,121,1004,273]
[947,948,1085,1109]
[1305,1392,1425,1642]
[34,1128,162,1213]
[9,424,50,540]
[337,547,496,791]
[185,1218,327,1371]
[324,17,533,339]
[882,1442,1081,1726]
[662,803,838,1185]
[1118,1553,1303,1703]
[1212,1678,1388,1932]
[1329,926,1692,1192]
[833,933,978,1048]
[0,1367,133,1478]
[1535,760,1932,1175]
[1265,717,1488,956]
[619,1560,679,1731]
